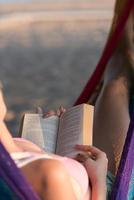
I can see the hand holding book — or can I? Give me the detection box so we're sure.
[36,106,66,118]
[21,104,94,158]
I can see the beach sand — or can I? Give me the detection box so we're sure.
[0,10,112,135]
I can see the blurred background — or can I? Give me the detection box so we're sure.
[0,0,115,136]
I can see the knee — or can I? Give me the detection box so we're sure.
[103,78,129,99]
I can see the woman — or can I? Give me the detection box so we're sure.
[0,89,108,200]
[0,0,133,199]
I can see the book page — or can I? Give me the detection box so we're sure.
[56,105,83,157]
[21,114,59,153]
[56,104,94,157]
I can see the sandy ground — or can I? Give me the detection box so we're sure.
[0,18,112,136]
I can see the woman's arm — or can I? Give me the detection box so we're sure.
[0,120,22,153]
[76,145,108,200]
[0,90,22,153]
[0,90,7,121]
[91,180,107,200]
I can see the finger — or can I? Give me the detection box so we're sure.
[84,157,95,168]
[36,106,43,114]
[59,106,66,113]
[44,110,57,118]
[56,106,66,117]
[75,145,103,157]
[56,109,61,117]
[76,153,92,163]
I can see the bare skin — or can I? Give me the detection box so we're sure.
[93,0,134,173]
[20,145,107,200]
[76,145,107,200]
[1,0,132,196]
[0,92,107,200]
[0,91,21,153]
[0,119,107,200]
[21,159,77,200]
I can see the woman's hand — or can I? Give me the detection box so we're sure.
[76,145,108,200]
[36,106,66,118]
[75,145,108,186]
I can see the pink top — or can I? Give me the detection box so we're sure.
[11,151,90,200]
[12,138,91,199]
[53,155,90,200]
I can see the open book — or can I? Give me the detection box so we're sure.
[21,104,94,157]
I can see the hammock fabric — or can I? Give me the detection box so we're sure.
[0,142,39,200]
[110,107,134,200]
[74,0,134,199]
[0,179,19,200]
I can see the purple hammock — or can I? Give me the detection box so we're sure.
[0,142,40,200]
[0,0,134,199]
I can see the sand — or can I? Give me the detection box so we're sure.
[0,5,113,135]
